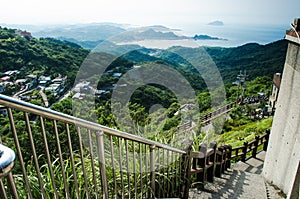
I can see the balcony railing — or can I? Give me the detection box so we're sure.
[0,94,189,198]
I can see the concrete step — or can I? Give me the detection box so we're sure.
[189,152,285,199]
[189,169,266,199]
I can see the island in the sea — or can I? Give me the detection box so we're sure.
[207,20,224,26]
[193,34,227,41]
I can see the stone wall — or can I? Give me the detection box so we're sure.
[263,34,300,199]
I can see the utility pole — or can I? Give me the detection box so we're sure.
[236,70,248,104]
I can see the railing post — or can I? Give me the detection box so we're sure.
[150,145,156,198]
[225,145,232,170]
[181,139,193,199]
[215,146,223,178]
[263,129,271,151]
[252,135,260,158]
[96,131,108,199]
[242,142,248,162]
[207,142,217,182]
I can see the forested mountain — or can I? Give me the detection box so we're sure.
[205,40,288,82]
[123,40,288,84]
[0,25,281,145]
[0,25,288,93]
[0,27,89,87]
[32,23,126,41]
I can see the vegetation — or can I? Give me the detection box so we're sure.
[0,26,281,197]
[205,40,287,83]
[124,40,287,84]
[0,27,89,89]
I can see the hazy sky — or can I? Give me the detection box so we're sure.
[0,0,298,26]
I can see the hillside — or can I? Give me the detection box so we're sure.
[0,27,89,87]
[0,26,279,145]
[122,40,288,83]
[32,23,126,41]
[0,26,288,97]
[205,40,288,82]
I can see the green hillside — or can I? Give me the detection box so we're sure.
[0,27,89,87]
[123,40,288,84]
[205,40,288,82]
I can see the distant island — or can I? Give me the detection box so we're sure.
[207,20,224,26]
[193,34,227,41]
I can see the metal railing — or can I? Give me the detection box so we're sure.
[0,94,189,198]
[177,102,236,133]
[200,102,235,124]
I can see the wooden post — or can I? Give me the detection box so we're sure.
[252,135,260,158]
[242,142,248,162]
[225,145,232,170]
[207,142,217,182]
[215,146,224,178]
[198,144,206,184]
[263,129,271,151]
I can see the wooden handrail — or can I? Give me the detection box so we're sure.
[188,129,270,189]
[231,130,270,161]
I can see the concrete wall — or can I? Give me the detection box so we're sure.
[263,36,300,199]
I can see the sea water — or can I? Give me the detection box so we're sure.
[177,23,289,47]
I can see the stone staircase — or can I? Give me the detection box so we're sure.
[189,152,286,199]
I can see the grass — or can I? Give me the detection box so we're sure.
[191,116,273,149]
[219,117,273,147]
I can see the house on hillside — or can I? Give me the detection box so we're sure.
[14,30,32,40]
[52,77,65,86]
[73,81,93,94]
[45,83,64,96]
[26,74,38,89]
[112,73,122,78]
[4,70,20,77]
[38,76,52,87]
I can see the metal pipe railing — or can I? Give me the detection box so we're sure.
[0,94,185,154]
[0,94,187,198]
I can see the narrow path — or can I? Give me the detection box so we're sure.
[189,152,285,199]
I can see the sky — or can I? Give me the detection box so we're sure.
[0,0,298,27]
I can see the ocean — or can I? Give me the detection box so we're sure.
[176,23,289,47]
[116,23,289,49]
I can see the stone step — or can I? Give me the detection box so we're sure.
[189,169,266,199]
[189,151,286,198]
[189,152,270,199]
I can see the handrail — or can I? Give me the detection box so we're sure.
[0,94,185,154]
[0,94,189,198]
[200,102,235,123]
[0,93,271,198]
[177,102,236,133]
[186,130,270,191]
[231,129,270,160]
